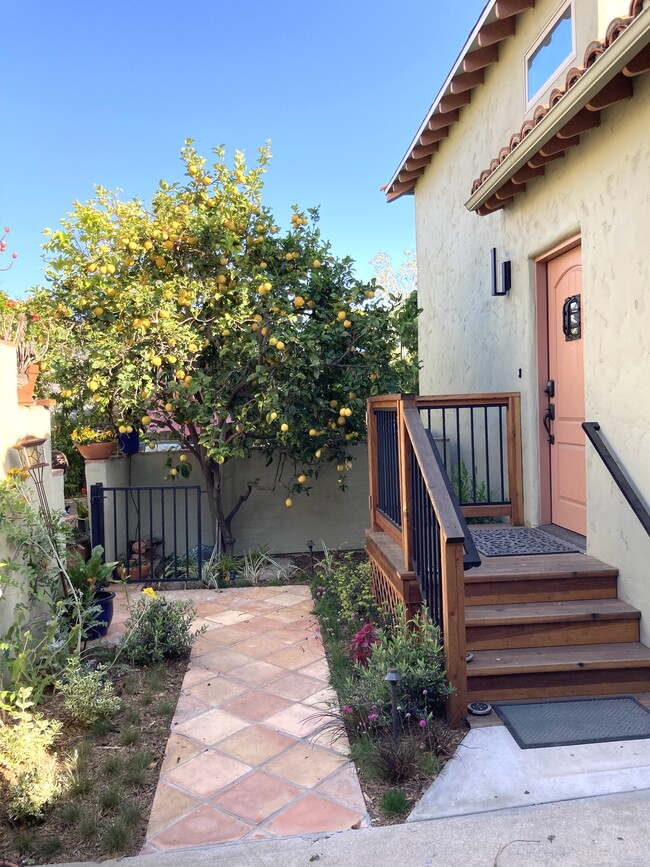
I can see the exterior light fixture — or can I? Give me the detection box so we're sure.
[491,248,511,296]
[384,668,401,742]
[307,540,315,575]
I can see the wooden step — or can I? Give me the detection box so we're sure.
[466,599,640,650]
[465,552,618,604]
[466,642,650,702]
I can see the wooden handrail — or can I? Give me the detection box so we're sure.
[403,407,465,543]
[416,392,520,408]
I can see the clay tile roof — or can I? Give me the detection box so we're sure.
[469,0,648,212]
[384,0,536,202]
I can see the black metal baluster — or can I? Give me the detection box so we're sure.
[470,406,476,503]
[184,487,190,582]
[499,405,506,503]
[484,406,491,503]
[455,408,462,502]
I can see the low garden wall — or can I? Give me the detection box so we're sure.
[85,444,370,558]
[0,341,65,637]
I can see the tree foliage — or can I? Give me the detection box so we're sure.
[40,141,418,549]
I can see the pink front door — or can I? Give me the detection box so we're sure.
[546,246,587,536]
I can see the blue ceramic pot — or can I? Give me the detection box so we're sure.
[118,431,140,455]
[86,589,116,640]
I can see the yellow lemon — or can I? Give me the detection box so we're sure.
[343,320,352,328]
[337,310,347,321]
[141,415,151,426]
[285,497,293,508]
[297,474,307,484]
[293,296,305,308]
[312,259,321,268]
[276,340,285,350]
[309,428,318,436]
[280,423,289,432]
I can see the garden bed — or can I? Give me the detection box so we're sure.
[0,657,187,865]
[310,550,466,824]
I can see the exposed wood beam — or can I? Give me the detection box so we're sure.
[528,150,565,169]
[404,155,433,172]
[419,126,450,147]
[512,164,545,184]
[495,0,535,19]
[439,91,472,113]
[586,73,633,109]
[484,194,512,210]
[450,69,485,94]
[623,43,650,76]
[539,134,580,156]
[411,141,440,160]
[386,188,412,203]
[557,107,601,138]
[463,44,499,73]
[427,109,459,131]
[477,17,516,48]
[398,167,425,184]
[495,180,525,200]
[388,180,416,196]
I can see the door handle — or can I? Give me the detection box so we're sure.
[543,404,555,445]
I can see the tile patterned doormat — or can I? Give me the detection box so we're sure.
[494,697,650,749]
[470,527,580,557]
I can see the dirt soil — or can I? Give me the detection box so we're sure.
[0,657,187,865]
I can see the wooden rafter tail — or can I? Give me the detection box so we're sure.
[477,16,516,48]
[463,43,499,73]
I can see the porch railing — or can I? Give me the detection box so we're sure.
[367,392,524,725]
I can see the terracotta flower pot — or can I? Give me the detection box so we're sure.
[17,362,39,405]
[77,442,116,460]
[118,561,152,581]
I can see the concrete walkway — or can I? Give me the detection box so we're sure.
[108,585,368,851]
[409,723,650,821]
[61,789,650,866]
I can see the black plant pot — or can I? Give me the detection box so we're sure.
[86,589,116,640]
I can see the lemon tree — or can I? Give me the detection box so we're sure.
[42,141,417,551]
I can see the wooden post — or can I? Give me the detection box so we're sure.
[441,537,467,728]
[507,393,525,526]
[367,399,380,531]
[398,394,417,572]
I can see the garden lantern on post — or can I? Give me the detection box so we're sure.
[12,435,53,535]
[384,668,401,743]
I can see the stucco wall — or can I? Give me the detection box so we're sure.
[0,341,65,637]
[86,445,369,558]
[413,1,650,636]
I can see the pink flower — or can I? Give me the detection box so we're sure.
[419,719,427,728]
[341,705,353,714]
[368,713,379,721]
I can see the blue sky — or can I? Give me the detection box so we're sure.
[1,0,486,296]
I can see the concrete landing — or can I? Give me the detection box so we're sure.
[408,725,650,821]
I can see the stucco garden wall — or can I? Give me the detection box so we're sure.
[85,444,369,559]
[0,341,65,637]
[413,1,650,636]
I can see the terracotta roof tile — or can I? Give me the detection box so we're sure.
[469,1,647,208]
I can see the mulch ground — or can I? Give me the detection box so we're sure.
[0,657,187,865]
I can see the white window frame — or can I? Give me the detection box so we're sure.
[525,0,576,112]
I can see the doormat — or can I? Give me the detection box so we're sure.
[470,527,580,557]
[494,697,650,749]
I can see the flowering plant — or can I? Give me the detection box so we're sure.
[65,545,118,605]
[70,426,115,445]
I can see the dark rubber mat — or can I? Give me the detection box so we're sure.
[494,697,650,749]
[471,527,580,557]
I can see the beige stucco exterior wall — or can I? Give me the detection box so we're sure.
[86,445,369,558]
[0,341,65,637]
[413,0,650,637]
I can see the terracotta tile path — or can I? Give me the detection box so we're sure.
[106,585,368,852]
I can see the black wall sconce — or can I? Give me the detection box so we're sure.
[491,248,512,296]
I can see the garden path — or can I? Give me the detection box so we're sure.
[106,585,369,852]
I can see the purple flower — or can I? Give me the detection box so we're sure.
[419,719,427,728]
[368,713,379,721]
[341,705,353,714]
[422,689,428,696]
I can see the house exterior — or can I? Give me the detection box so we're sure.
[385,0,650,641]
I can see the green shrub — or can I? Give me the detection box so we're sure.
[56,662,122,725]
[355,608,452,717]
[313,550,379,635]
[0,688,65,821]
[119,592,204,666]
[381,788,410,817]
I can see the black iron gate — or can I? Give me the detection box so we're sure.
[90,483,204,583]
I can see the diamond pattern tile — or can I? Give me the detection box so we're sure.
[131,585,368,851]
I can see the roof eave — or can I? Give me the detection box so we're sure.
[465,5,650,212]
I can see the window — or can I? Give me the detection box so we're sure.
[526,3,575,106]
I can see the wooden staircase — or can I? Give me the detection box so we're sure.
[465,552,650,702]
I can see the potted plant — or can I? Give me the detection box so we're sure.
[75,498,89,533]
[65,545,119,640]
[0,289,50,404]
[71,424,116,460]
